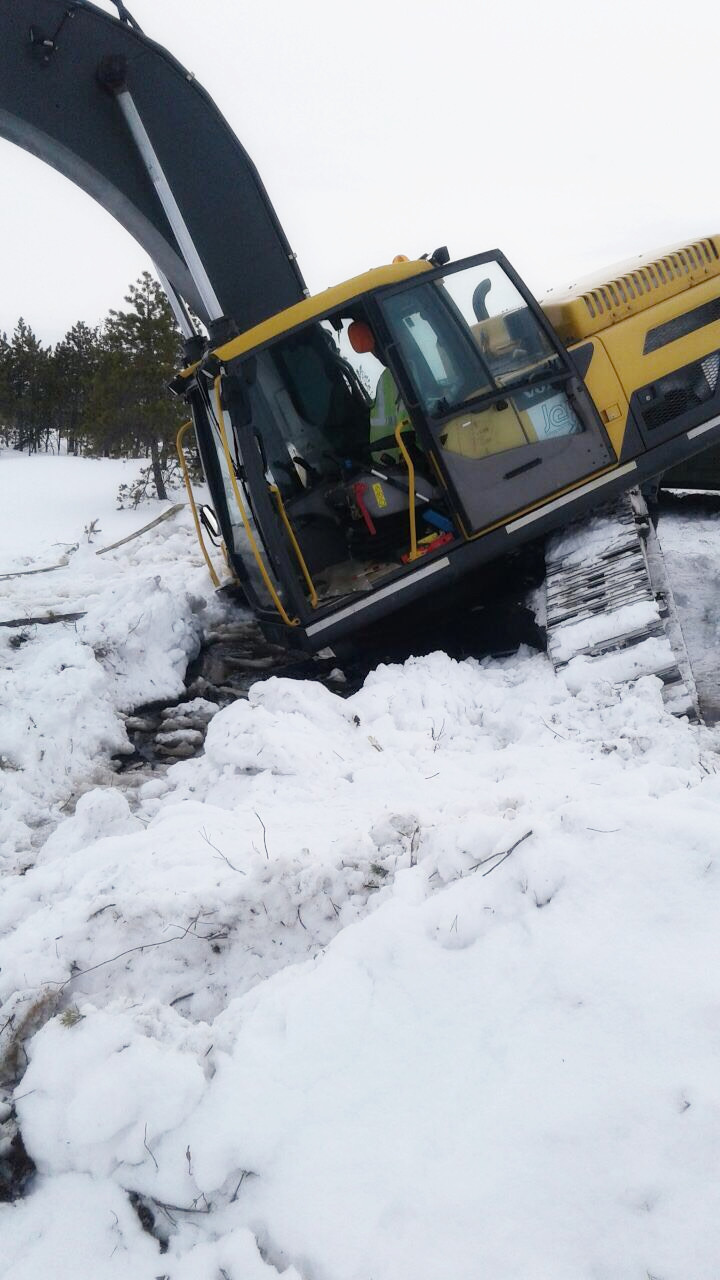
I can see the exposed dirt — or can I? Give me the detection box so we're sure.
[657,492,720,726]
[114,617,352,775]
[0,1110,36,1203]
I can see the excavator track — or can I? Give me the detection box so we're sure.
[544,488,700,719]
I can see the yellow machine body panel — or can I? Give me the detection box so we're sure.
[542,234,720,463]
[542,236,720,342]
[589,273,720,404]
[568,337,631,457]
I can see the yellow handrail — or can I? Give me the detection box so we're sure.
[212,376,298,627]
[269,484,319,608]
[394,423,420,561]
[175,420,221,588]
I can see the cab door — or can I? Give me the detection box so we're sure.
[376,254,615,535]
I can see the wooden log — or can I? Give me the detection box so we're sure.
[0,503,184,584]
[0,548,77,581]
[0,612,87,629]
[95,503,184,555]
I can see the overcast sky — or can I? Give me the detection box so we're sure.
[1,0,717,345]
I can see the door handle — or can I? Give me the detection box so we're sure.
[504,456,542,480]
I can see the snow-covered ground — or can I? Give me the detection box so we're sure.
[2,452,720,1279]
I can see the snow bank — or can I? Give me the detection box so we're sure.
[0,478,214,854]
[3,648,720,1277]
[4,453,720,1278]
[0,454,161,570]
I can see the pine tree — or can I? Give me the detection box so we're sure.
[52,321,101,454]
[0,331,12,447]
[6,319,50,454]
[0,272,186,484]
[87,272,184,497]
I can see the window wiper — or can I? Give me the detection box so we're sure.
[431,390,496,418]
[433,396,454,416]
[431,363,567,419]
[432,387,493,416]
[497,356,564,389]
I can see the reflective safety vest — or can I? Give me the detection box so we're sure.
[369,367,412,464]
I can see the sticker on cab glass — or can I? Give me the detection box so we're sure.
[522,390,582,440]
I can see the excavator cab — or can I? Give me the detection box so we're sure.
[180,251,615,648]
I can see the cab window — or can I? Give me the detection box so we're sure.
[380,261,562,416]
[379,261,580,463]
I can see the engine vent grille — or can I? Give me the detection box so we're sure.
[582,239,719,321]
[541,236,720,342]
[636,346,720,434]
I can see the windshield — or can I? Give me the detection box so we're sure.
[380,260,560,417]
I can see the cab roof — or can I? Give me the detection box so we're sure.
[179,257,433,377]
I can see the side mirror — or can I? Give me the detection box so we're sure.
[199,504,222,546]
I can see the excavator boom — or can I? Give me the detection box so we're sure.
[0,0,306,331]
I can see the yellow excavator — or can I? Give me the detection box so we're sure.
[2,1,719,654]
[175,235,720,651]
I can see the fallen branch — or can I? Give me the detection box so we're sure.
[0,547,77,581]
[0,612,86,629]
[541,718,568,740]
[254,810,270,860]
[143,1123,159,1171]
[230,1170,258,1202]
[199,827,246,875]
[95,503,184,555]
[467,830,533,877]
[482,829,533,877]
[153,1194,210,1216]
[51,917,226,991]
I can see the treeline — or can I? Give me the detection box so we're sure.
[0,271,187,499]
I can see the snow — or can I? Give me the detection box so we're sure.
[0,455,215,854]
[0,454,161,569]
[548,599,661,663]
[2,451,720,1278]
[657,498,720,722]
